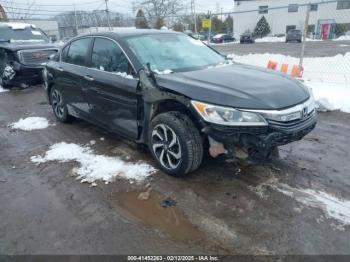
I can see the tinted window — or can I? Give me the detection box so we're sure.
[310,4,318,11]
[288,4,298,12]
[0,27,49,42]
[337,1,350,9]
[91,38,129,73]
[259,6,268,14]
[61,45,69,61]
[65,38,91,66]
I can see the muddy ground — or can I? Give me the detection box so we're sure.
[0,86,349,255]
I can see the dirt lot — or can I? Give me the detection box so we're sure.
[1,86,349,255]
[213,40,350,57]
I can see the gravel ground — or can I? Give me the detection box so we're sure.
[0,86,349,255]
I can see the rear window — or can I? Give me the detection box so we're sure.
[289,30,301,33]
[0,26,49,43]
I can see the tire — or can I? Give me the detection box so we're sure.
[149,111,203,177]
[50,87,71,123]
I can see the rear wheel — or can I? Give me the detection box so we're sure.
[149,112,203,177]
[50,87,71,122]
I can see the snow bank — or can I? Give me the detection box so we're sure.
[10,117,50,131]
[255,36,285,43]
[333,35,350,41]
[31,142,156,184]
[0,86,9,93]
[254,36,321,43]
[229,52,350,84]
[306,82,350,113]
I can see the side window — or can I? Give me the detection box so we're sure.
[65,38,91,66]
[91,38,130,74]
[61,45,69,62]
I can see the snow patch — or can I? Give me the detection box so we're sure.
[154,69,173,75]
[10,117,50,131]
[250,178,350,226]
[3,22,32,30]
[273,183,350,227]
[31,142,156,184]
[0,86,9,93]
[114,72,134,79]
[333,35,350,41]
[255,36,285,43]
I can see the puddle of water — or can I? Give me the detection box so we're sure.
[117,191,206,242]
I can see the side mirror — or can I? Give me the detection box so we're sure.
[48,53,56,60]
[139,69,157,91]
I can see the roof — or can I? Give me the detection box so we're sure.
[80,29,182,39]
[0,22,35,29]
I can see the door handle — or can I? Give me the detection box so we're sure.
[84,75,94,82]
[57,67,64,72]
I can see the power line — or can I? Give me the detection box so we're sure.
[0,0,102,7]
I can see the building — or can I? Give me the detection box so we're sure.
[10,19,60,41]
[233,0,350,39]
[0,4,8,22]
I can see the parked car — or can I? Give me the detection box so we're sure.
[211,34,235,44]
[286,29,302,43]
[44,30,317,177]
[0,22,58,88]
[240,33,255,44]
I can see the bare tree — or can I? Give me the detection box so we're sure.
[2,0,37,20]
[134,0,184,27]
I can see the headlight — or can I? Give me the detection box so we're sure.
[191,101,268,126]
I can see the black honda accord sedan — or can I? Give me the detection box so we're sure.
[44,29,317,176]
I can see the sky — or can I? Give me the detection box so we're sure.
[1,0,237,17]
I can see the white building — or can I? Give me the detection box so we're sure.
[233,0,350,39]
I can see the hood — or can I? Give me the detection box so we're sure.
[0,42,58,52]
[155,63,309,110]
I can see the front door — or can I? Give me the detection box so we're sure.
[85,37,139,139]
[321,24,330,39]
[59,37,92,116]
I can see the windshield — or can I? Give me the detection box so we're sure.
[126,33,226,73]
[0,27,49,43]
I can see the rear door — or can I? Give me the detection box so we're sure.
[57,37,92,117]
[84,37,139,139]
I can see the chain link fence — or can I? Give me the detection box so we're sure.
[206,0,350,85]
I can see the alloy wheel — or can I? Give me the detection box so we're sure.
[51,89,64,118]
[151,124,182,170]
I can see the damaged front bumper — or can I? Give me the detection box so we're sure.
[1,61,45,87]
[202,110,317,159]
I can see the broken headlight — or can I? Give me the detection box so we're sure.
[191,101,268,126]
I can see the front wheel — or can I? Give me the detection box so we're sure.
[149,112,203,177]
[50,87,71,122]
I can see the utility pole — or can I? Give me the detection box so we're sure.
[105,0,111,30]
[191,0,198,35]
[74,2,78,36]
[298,3,310,76]
[232,0,235,38]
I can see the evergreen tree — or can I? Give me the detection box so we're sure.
[211,16,224,33]
[223,15,233,34]
[254,16,271,38]
[135,9,149,29]
[154,17,165,29]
